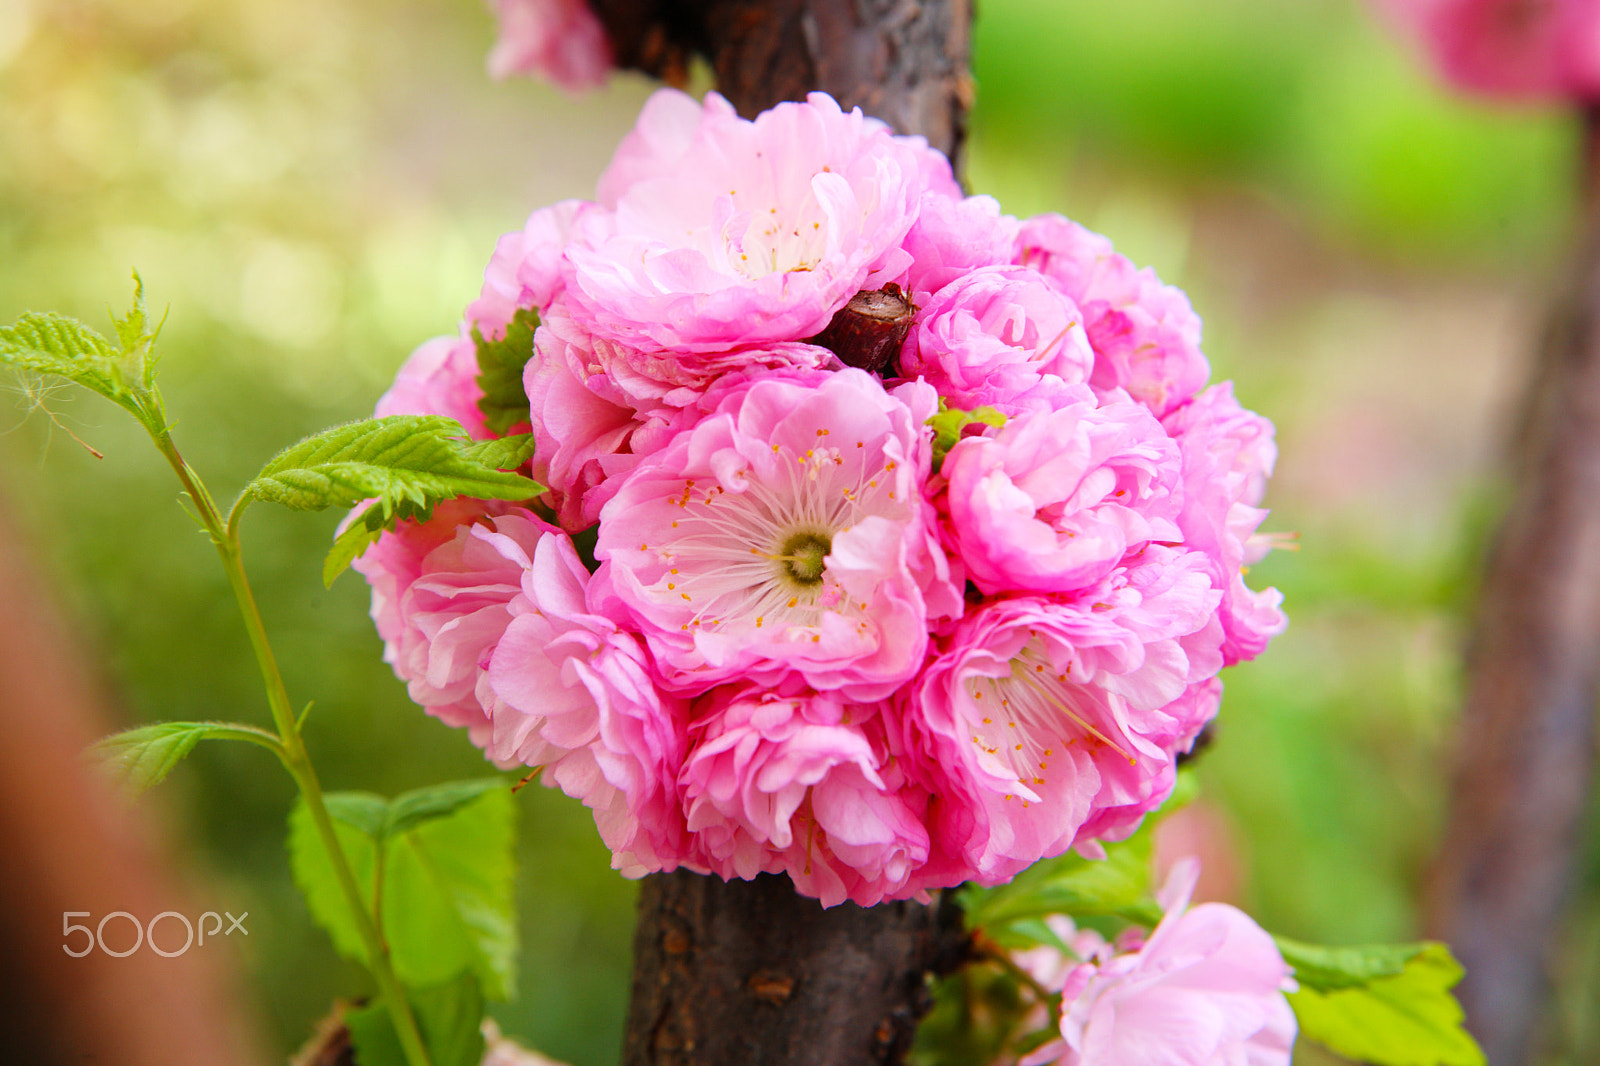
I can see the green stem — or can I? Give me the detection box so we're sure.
[147,420,434,1066]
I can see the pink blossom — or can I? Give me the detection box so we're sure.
[938,387,1184,595]
[353,505,555,748]
[1374,0,1600,100]
[1020,859,1296,1066]
[1163,383,1286,666]
[1016,215,1209,418]
[593,369,951,701]
[903,571,1219,885]
[560,90,941,352]
[681,682,930,906]
[375,333,493,439]
[541,298,840,419]
[468,200,593,340]
[486,527,690,876]
[897,192,1021,298]
[525,318,832,528]
[486,0,612,92]
[900,266,1094,415]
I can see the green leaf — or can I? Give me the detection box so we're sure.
[385,778,508,839]
[90,720,284,795]
[384,787,518,999]
[1,312,130,409]
[0,277,164,427]
[110,270,162,394]
[1290,942,1485,1066]
[286,785,518,1001]
[1277,937,1429,993]
[245,415,541,514]
[324,512,386,587]
[288,798,378,965]
[236,415,543,586]
[984,916,1071,954]
[462,432,536,474]
[927,400,1006,472]
[473,307,538,436]
[963,831,1158,932]
[324,792,391,839]
[347,972,487,1066]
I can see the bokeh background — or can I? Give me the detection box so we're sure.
[1,0,1595,1061]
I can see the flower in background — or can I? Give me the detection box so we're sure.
[1017,859,1297,1066]
[1373,0,1600,100]
[486,0,612,91]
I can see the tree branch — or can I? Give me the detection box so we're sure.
[1424,107,1600,1066]
[586,0,973,165]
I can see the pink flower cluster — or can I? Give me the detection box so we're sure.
[1374,0,1600,100]
[356,89,1286,906]
[1012,860,1297,1066]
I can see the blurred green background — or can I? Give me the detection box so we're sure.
[1,0,1594,1062]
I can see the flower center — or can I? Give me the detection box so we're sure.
[964,637,1138,804]
[778,530,832,586]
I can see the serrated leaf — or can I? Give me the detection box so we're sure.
[324,792,391,839]
[1,312,129,408]
[462,432,537,473]
[385,787,517,1000]
[347,972,487,1066]
[1277,937,1428,993]
[385,778,507,839]
[473,307,538,436]
[246,415,540,513]
[288,799,378,965]
[110,270,161,393]
[286,786,518,1001]
[1290,942,1485,1066]
[90,720,282,795]
[308,422,547,585]
[1,279,163,426]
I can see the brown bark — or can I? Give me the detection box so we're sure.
[586,0,973,165]
[1424,109,1600,1066]
[622,870,969,1066]
[589,6,976,1062]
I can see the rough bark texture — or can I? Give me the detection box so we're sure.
[622,871,970,1066]
[586,0,973,165]
[1424,111,1600,1066]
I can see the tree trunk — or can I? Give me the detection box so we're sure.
[1424,108,1600,1066]
[622,871,968,1066]
[584,2,976,1062]
[586,0,972,165]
